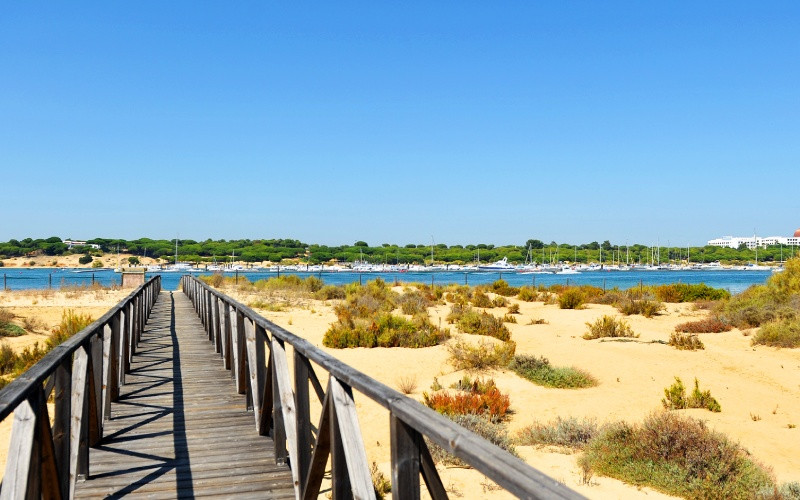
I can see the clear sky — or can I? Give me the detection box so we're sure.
[2,2,798,247]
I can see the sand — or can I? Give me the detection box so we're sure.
[2,283,798,498]
[223,285,799,499]
[0,287,131,474]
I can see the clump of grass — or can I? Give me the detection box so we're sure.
[447,339,516,371]
[752,318,800,348]
[669,332,705,350]
[21,316,46,333]
[426,414,517,466]
[507,303,520,314]
[516,416,599,449]
[502,314,517,324]
[528,318,547,325]
[558,288,585,310]
[447,305,511,341]
[517,286,538,302]
[47,310,94,349]
[661,377,721,412]
[675,317,732,334]
[492,296,508,308]
[248,299,286,312]
[423,383,511,422]
[582,411,775,498]
[583,316,638,340]
[509,355,598,389]
[370,462,391,499]
[616,297,664,317]
[396,375,418,394]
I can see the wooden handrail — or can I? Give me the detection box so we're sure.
[0,276,161,499]
[182,275,584,500]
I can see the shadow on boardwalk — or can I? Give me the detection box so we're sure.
[74,291,294,499]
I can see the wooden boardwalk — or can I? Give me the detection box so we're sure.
[73,290,294,499]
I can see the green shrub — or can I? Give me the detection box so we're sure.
[653,283,730,302]
[447,306,511,341]
[492,296,508,308]
[323,312,449,349]
[516,416,599,449]
[78,254,93,265]
[558,288,585,309]
[447,339,516,371]
[426,414,517,466]
[517,287,538,302]
[0,310,25,337]
[582,412,774,498]
[314,285,346,300]
[490,279,519,297]
[718,285,798,329]
[583,316,638,340]
[47,310,94,349]
[662,377,720,412]
[509,355,598,389]
[668,332,704,350]
[397,289,433,315]
[471,291,493,308]
[752,318,800,348]
[0,342,15,375]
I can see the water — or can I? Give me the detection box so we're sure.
[0,268,773,295]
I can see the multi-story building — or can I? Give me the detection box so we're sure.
[708,229,800,249]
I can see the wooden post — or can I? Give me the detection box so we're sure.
[69,346,89,495]
[1,395,38,499]
[53,357,72,498]
[236,310,247,394]
[294,351,312,492]
[391,415,421,499]
[101,323,113,421]
[329,377,373,498]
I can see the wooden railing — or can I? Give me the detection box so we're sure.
[0,276,161,500]
[182,275,583,500]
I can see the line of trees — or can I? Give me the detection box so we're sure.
[0,237,797,266]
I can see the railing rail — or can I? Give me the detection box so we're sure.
[182,275,583,500]
[0,276,161,499]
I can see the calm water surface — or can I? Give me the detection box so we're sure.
[1,268,773,295]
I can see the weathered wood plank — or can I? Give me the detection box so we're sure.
[391,414,421,499]
[330,376,373,499]
[0,397,37,500]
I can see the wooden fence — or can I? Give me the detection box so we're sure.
[182,275,583,500]
[0,276,161,499]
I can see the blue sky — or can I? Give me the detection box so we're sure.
[2,2,798,247]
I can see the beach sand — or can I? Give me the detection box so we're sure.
[222,284,800,499]
[0,253,160,269]
[1,283,798,498]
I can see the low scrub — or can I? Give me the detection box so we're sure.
[314,285,346,300]
[447,305,511,341]
[509,355,598,389]
[488,279,519,297]
[558,288,585,309]
[471,291,493,308]
[662,377,721,412]
[323,312,449,349]
[516,416,599,449]
[582,411,774,498]
[447,339,516,371]
[752,318,800,348]
[517,286,538,302]
[616,297,664,317]
[668,332,704,350]
[675,317,732,334]
[718,285,798,329]
[423,385,511,422]
[653,283,730,303]
[47,310,94,349]
[583,316,638,340]
[397,288,435,315]
[426,414,517,466]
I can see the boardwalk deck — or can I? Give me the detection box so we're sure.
[74,290,294,499]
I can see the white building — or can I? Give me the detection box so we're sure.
[63,240,101,250]
[708,232,800,249]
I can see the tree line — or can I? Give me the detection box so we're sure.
[0,237,797,265]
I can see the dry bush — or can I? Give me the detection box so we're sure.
[396,375,418,394]
[617,297,664,317]
[47,310,94,349]
[471,291,493,308]
[447,305,511,341]
[558,288,585,310]
[517,286,538,302]
[516,416,599,449]
[675,317,732,334]
[447,339,516,371]
[424,381,511,423]
[507,303,520,314]
[583,316,638,340]
[21,316,46,333]
[752,318,800,348]
[492,296,508,308]
[669,332,705,350]
[582,411,774,498]
[370,462,391,499]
